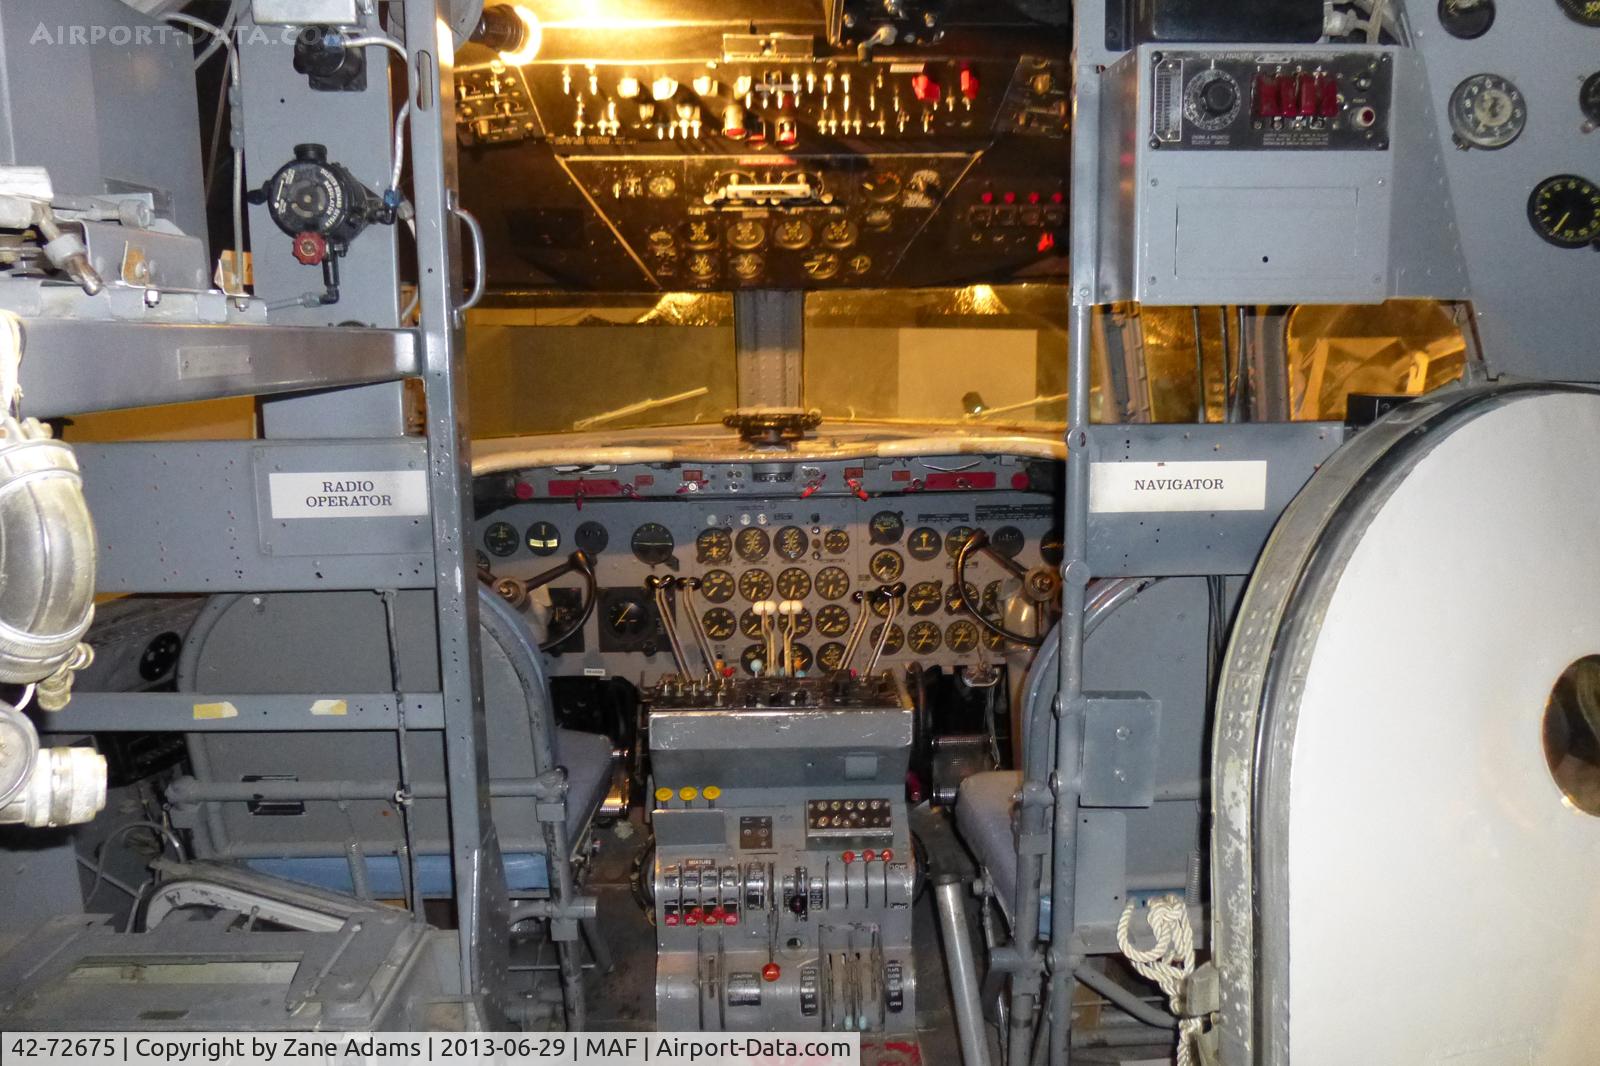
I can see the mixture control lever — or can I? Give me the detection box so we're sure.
[675,576,717,679]
[865,583,906,676]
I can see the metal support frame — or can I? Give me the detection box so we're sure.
[401,0,507,1012]
[733,289,804,407]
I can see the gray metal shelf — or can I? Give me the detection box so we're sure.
[19,318,419,418]
[39,692,444,734]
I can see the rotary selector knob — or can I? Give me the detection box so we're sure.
[1184,69,1243,132]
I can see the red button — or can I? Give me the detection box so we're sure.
[842,851,855,864]
[723,913,739,927]
[704,910,720,926]
[911,72,941,104]
[1002,191,1017,205]
[684,911,700,926]
[881,849,894,862]
[864,849,877,862]
[959,67,979,101]
[664,914,679,926]
[762,963,781,982]
[980,190,994,204]
[514,481,534,500]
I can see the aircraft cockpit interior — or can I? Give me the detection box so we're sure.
[0,1,1597,1064]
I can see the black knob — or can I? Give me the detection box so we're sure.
[788,894,807,916]
[1201,78,1238,116]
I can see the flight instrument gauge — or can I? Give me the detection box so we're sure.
[775,525,808,560]
[906,527,942,560]
[526,520,560,556]
[1448,74,1526,150]
[946,619,980,652]
[908,581,943,616]
[1437,0,1495,39]
[817,642,846,671]
[1581,71,1600,128]
[869,549,905,582]
[815,566,851,600]
[739,568,775,602]
[869,510,905,544]
[702,568,735,603]
[907,621,942,654]
[740,608,764,639]
[990,525,1026,559]
[484,521,519,557]
[631,522,675,564]
[607,599,650,638]
[776,567,812,599]
[788,610,813,639]
[735,526,770,562]
[697,527,733,563]
[823,529,850,554]
[774,219,814,250]
[1527,174,1600,248]
[870,622,904,656]
[816,604,851,637]
[789,643,814,673]
[1556,0,1600,26]
[727,219,765,250]
[702,608,737,641]
[802,251,840,279]
[945,526,977,559]
[821,219,859,249]
[574,520,609,554]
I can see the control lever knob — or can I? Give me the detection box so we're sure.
[1201,77,1238,117]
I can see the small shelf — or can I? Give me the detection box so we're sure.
[19,318,420,418]
[41,692,445,733]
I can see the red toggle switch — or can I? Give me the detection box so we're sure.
[1317,74,1340,118]
[1297,73,1317,119]
[1255,74,1279,118]
[846,478,869,501]
[684,910,700,926]
[911,72,941,104]
[704,909,721,926]
[959,67,980,101]
[1276,75,1298,117]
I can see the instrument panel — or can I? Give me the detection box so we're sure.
[456,19,1073,290]
[474,455,1062,680]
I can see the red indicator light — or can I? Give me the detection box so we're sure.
[514,481,534,500]
[1027,191,1041,205]
[1050,191,1064,204]
[959,67,979,101]
[881,849,894,862]
[762,963,781,982]
[911,72,941,104]
[842,850,855,864]
[980,190,994,204]
[1011,472,1032,490]
[1002,191,1017,205]
[1036,232,1055,253]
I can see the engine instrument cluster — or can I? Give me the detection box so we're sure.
[474,455,1062,681]
[456,18,1072,290]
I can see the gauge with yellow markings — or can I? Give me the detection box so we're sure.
[701,568,735,603]
[906,527,942,560]
[776,567,812,599]
[823,528,850,554]
[525,520,560,556]
[789,643,815,673]
[817,641,846,671]
[775,525,808,560]
[907,620,942,654]
[946,581,980,614]
[484,520,519,557]
[740,643,765,674]
[739,568,774,602]
[816,604,852,638]
[803,250,840,279]
[946,619,980,652]
[727,218,765,250]
[785,608,813,639]
[815,566,851,600]
[869,622,904,656]
[869,548,905,582]
[735,526,770,562]
[740,607,764,639]
[697,527,733,564]
[1528,174,1600,248]
[702,607,736,641]
[869,510,905,544]
[774,218,814,250]
[908,580,943,616]
[821,218,859,248]
[945,525,978,559]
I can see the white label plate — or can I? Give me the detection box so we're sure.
[1090,460,1267,513]
[268,470,428,519]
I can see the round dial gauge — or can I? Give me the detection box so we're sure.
[774,219,814,250]
[869,549,905,582]
[1528,174,1600,248]
[740,643,765,675]
[687,253,718,282]
[526,520,561,556]
[869,622,904,656]
[647,173,677,198]
[863,207,894,231]
[1582,71,1600,126]
[1449,74,1526,150]
[1040,529,1065,567]
[945,525,977,559]
[730,252,764,281]
[863,172,902,203]
[982,580,1006,617]
[701,568,735,603]
[821,219,859,249]
[1437,0,1495,39]
[989,525,1026,559]
[946,619,980,652]
[848,254,872,276]
[702,607,737,641]
[697,527,733,563]
[817,641,846,672]
[735,526,770,562]
[776,567,812,600]
[870,594,896,618]
[739,568,775,602]
[607,599,649,638]
[683,219,718,249]
[1556,0,1600,26]
[775,525,808,560]
[727,218,765,250]
[786,609,813,639]
[815,566,851,600]
[908,580,943,616]
[907,620,942,654]
[631,522,675,565]
[816,604,852,638]
[823,529,850,554]
[869,510,905,544]
[574,520,609,555]
[484,520,519,557]
[802,251,840,279]
[946,581,979,614]
[906,527,942,560]
[740,608,764,639]
[789,643,814,674]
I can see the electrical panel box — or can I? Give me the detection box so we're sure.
[1097,44,1398,306]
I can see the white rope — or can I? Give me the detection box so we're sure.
[1117,894,1203,1066]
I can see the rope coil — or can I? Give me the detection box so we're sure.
[1117,894,1203,1066]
